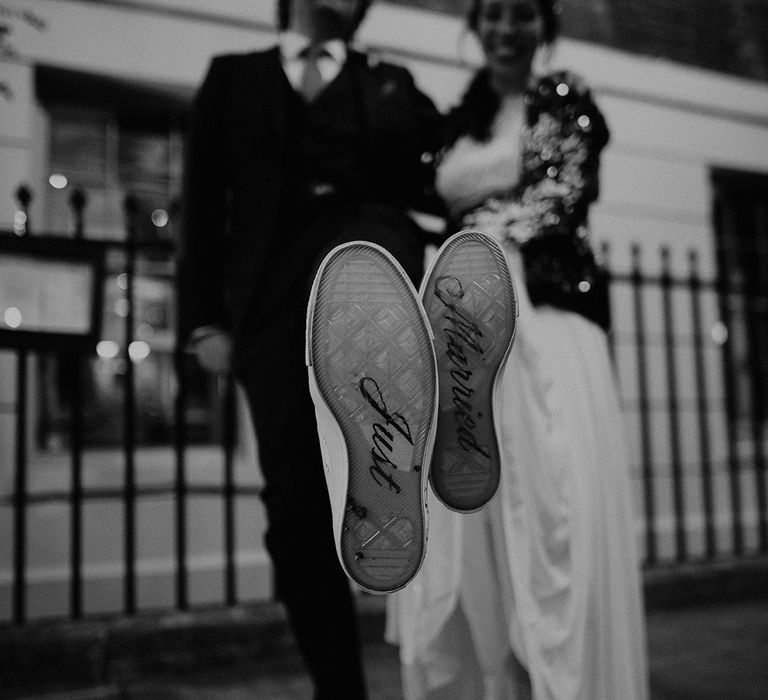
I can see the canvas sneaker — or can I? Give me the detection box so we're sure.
[306,241,438,594]
[419,230,518,513]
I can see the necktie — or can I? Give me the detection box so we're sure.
[300,45,327,102]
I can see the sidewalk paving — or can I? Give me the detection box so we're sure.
[4,596,768,699]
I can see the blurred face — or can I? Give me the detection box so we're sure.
[474,0,544,90]
[292,0,363,41]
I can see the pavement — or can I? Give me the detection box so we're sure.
[3,561,768,699]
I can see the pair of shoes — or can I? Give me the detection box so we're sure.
[305,230,517,594]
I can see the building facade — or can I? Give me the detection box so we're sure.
[1,0,767,622]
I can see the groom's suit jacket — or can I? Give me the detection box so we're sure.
[179,46,442,355]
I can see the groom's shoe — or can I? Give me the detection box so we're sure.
[306,241,438,594]
[420,230,518,513]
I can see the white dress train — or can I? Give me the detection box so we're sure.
[386,248,649,700]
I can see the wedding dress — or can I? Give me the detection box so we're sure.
[386,89,649,700]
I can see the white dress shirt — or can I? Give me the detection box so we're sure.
[279,31,347,94]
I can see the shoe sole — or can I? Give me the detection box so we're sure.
[306,242,437,594]
[419,230,517,513]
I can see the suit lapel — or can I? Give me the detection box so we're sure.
[241,48,289,160]
[347,50,379,157]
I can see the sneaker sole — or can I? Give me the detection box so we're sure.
[306,242,438,594]
[419,230,517,513]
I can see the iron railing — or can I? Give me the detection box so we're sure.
[607,243,767,567]
[2,211,767,624]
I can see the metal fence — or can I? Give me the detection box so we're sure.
[607,243,767,567]
[1,195,252,625]
[1,216,767,625]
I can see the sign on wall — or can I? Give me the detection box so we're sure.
[0,235,104,350]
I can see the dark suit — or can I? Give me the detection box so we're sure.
[179,45,442,699]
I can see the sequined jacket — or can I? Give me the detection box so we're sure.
[463,70,611,328]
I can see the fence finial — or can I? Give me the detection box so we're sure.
[14,184,32,236]
[123,193,140,243]
[69,187,87,239]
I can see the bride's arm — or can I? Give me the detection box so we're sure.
[436,137,521,217]
[436,96,526,218]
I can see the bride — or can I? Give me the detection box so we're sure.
[386,1,649,698]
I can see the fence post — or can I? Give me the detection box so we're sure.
[173,330,189,611]
[13,349,28,624]
[660,247,686,562]
[632,244,657,565]
[68,351,85,618]
[11,185,31,623]
[717,251,744,556]
[122,194,138,614]
[688,250,716,560]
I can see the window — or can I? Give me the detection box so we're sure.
[712,168,768,437]
[36,67,221,447]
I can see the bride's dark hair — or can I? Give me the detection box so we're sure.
[467,0,559,43]
[445,0,559,148]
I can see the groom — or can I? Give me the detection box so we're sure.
[178,0,442,696]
